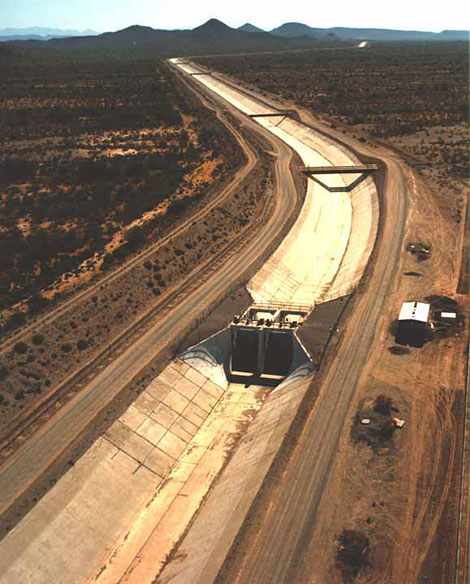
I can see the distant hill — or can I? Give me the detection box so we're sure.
[238,23,265,34]
[12,19,297,56]
[96,24,171,44]
[0,26,98,41]
[271,22,324,38]
[325,27,469,41]
[439,30,470,40]
[270,22,469,41]
[188,19,283,47]
[192,18,238,39]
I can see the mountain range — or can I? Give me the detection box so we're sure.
[0,27,98,41]
[252,22,469,41]
[1,19,467,56]
[4,19,297,54]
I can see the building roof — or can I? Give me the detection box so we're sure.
[441,311,457,319]
[398,301,430,323]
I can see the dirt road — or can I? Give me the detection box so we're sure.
[456,298,470,584]
[0,73,302,527]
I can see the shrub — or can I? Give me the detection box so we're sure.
[126,226,146,249]
[32,334,44,346]
[374,395,392,416]
[1,158,36,182]
[168,197,191,214]
[28,294,49,314]
[60,343,73,352]
[14,390,25,400]
[101,253,114,269]
[0,366,9,381]
[337,530,369,574]
[77,340,88,351]
[5,311,26,330]
[14,342,28,354]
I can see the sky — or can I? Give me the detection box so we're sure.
[1,0,468,33]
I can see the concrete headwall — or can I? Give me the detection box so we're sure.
[183,325,311,382]
[179,328,231,387]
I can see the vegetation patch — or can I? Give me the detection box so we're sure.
[406,241,431,261]
[337,529,370,582]
[13,342,28,355]
[351,395,401,451]
[427,295,465,339]
[0,55,239,327]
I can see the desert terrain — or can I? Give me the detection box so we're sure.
[0,23,468,584]
[0,53,271,433]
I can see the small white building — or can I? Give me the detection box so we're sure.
[440,311,457,320]
[396,301,430,347]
